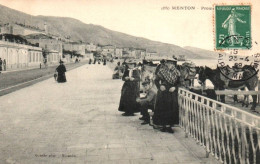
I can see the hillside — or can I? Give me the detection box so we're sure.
[0,4,215,59]
[184,46,219,59]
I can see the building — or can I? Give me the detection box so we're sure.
[46,50,59,64]
[63,42,86,61]
[140,50,146,59]
[101,45,115,57]
[0,23,45,36]
[122,50,130,59]
[115,48,123,58]
[145,51,158,59]
[134,48,146,59]
[26,34,62,64]
[129,48,136,58]
[0,38,42,70]
[86,43,97,52]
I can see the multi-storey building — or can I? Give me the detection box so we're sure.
[86,43,97,52]
[101,45,115,57]
[63,42,86,61]
[115,48,123,58]
[0,39,42,70]
[26,34,62,64]
[135,48,146,59]
[145,51,158,60]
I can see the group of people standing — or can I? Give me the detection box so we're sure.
[118,58,180,133]
[89,58,107,65]
[0,58,7,73]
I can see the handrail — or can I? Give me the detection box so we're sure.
[178,87,260,164]
[180,88,260,121]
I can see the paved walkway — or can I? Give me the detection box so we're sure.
[0,64,219,164]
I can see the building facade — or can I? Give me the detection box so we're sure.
[86,43,97,52]
[63,43,86,58]
[145,51,158,60]
[27,36,63,63]
[0,23,45,36]
[101,45,115,57]
[0,40,42,70]
[115,48,123,58]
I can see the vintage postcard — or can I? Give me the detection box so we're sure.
[0,0,259,164]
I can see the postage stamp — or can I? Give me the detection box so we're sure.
[215,5,251,50]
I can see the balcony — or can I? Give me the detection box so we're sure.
[0,40,42,51]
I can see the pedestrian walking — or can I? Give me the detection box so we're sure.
[55,60,67,83]
[152,57,180,133]
[89,58,92,64]
[44,58,48,68]
[103,58,106,65]
[0,58,2,73]
[3,59,6,71]
[136,80,156,125]
[118,61,140,116]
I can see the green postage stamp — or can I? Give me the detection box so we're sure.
[215,5,251,50]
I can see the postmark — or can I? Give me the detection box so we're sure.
[215,5,251,50]
[217,50,260,81]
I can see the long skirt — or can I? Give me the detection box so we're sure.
[153,90,179,126]
[118,81,140,114]
[57,73,67,83]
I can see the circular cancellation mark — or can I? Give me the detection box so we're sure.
[217,52,259,81]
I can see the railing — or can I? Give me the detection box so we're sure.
[178,88,260,164]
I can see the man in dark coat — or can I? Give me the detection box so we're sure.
[153,58,180,133]
[0,58,2,72]
[56,60,67,83]
[136,81,156,125]
[118,62,140,116]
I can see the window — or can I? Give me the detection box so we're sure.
[33,52,35,62]
[36,53,38,62]
[29,53,31,62]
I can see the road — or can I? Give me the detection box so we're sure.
[0,61,88,96]
[0,64,219,164]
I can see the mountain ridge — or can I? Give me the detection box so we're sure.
[0,4,215,59]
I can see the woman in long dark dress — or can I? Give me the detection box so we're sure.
[118,62,140,116]
[153,58,180,133]
[56,61,67,83]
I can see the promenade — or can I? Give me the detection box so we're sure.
[0,64,219,164]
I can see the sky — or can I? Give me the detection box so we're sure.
[0,0,259,52]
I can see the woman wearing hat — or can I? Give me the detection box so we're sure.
[153,58,180,133]
[56,60,67,83]
[118,62,140,116]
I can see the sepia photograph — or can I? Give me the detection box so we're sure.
[0,0,259,163]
